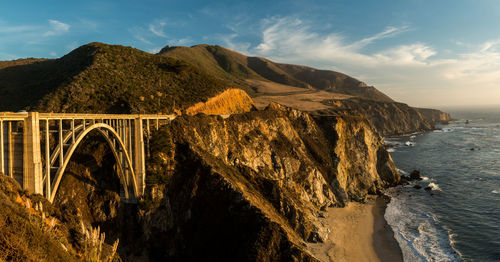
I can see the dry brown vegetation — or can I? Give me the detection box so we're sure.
[0,175,78,261]
[185,88,256,115]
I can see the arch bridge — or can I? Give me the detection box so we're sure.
[0,112,175,203]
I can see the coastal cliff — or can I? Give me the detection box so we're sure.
[317,98,451,136]
[0,102,400,261]
[134,102,399,260]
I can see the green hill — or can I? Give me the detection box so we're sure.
[160,44,393,102]
[0,42,231,113]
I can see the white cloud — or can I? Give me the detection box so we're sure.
[149,21,167,37]
[43,20,70,37]
[219,16,500,107]
[375,44,436,65]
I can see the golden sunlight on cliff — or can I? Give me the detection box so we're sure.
[186,88,256,115]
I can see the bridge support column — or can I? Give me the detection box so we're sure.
[23,112,43,194]
[134,117,146,196]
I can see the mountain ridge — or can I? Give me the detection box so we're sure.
[0,42,450,136]
[160,44,394,102]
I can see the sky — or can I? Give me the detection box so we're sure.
[1,0,500,108]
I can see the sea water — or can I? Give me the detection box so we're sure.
[384,107,500,262]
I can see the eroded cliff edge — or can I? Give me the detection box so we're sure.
[0,102,400,261]
[317,98,451,136]
[135,102,399,260]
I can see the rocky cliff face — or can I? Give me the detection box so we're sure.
[317,98,452,136]
[0,102,400,261]
[134,102,399,260]
[415,107,452,124]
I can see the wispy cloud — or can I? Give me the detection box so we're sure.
[218,16,500,106]
[348,26,410,50]
[0,24,39,34]
[130,19,192,48]
[149,20,167,37]
[43,20,70,37]
[129,26,153,44]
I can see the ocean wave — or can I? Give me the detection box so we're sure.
[387,148,396,152]
[492,190,499,194]
[385,187,462,262]
[434,128,454,133]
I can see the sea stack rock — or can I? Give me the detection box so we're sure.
[410,170,422,180]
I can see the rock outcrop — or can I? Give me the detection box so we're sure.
[415,107,452,124]
[317,98,452,136]
[134,102,399,260]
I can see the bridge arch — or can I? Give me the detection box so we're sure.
[49,123,139,203]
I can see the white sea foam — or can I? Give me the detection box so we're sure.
[387,148,396,152]
[422,176,430,181]
[384,187,461,262]
[492,190,499,194]
[405,141,416,146]
[397,168,408,175]
[434,127,454,133]
[428,182,442,191]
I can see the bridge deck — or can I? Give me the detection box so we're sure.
[0,112,176,121]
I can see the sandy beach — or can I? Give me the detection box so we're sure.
[308,196,403,262]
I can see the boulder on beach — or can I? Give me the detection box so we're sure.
[414,183,422,189]
[410,170,422,180]
[399,176,410,185]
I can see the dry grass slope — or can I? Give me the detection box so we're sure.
[185,88,256,115]
[0,175,78,261]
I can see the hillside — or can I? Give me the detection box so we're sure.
[160,44,393,102]
[0,42,451,137]
[160,44,450,135]
[0,42,231,113]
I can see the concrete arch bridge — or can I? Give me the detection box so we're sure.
[0,112,175,203]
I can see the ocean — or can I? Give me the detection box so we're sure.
[384,107,500,262]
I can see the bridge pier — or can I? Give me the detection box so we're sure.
[23,112,43,194]
[134,117,146,195]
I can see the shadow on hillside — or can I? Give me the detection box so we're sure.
[0,45,98,111]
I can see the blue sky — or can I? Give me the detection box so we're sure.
[1,0,500,107]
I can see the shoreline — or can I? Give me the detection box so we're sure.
[307,195,403,262]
